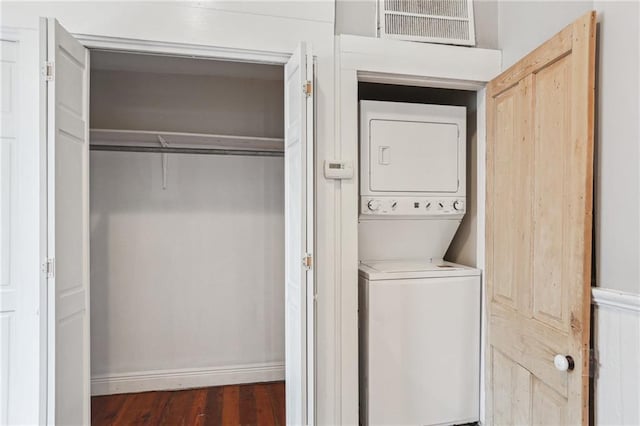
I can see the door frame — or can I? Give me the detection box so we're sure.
[335,34,502,425]
[40,32,316,423]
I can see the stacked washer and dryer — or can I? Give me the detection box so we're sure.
[358,101,480,426]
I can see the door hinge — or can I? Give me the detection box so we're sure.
[42,258,55,278]
[302,253,313,270]
[43,61,54,81]
[303,80,313,97]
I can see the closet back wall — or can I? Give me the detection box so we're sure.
[89,62,285,395]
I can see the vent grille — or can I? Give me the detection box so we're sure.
[379,0,476,46]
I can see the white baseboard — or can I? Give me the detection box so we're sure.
[91,362,285,396]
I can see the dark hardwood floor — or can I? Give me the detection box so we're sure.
[91,382,285,426]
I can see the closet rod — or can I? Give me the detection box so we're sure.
[90,145,284,157]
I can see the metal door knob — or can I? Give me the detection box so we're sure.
[554,354,575,371]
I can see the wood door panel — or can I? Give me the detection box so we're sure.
[486,11,596,425]
[532,54,573,332]
[532,377,568,426]
[490,83,533,313]
[488,25,572,96]
[492,348,532,426]
[491,303,568,398]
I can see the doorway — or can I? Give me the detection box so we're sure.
[44,18,315,425]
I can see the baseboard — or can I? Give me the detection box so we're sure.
[91,362,285,396]
[592,287,640,313]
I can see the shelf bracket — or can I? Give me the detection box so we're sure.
[157,135,169,190]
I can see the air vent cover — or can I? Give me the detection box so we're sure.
[378,0,476,46]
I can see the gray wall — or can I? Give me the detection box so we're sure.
[335,0,500,49]
[497,1,640,295]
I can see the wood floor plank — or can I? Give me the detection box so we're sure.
[270,382,286,426]
[187,388,209,426]
[92,393,128,426]
[239,384,257,425]
[91,382,284,426]
[203,386,224,426]
[110,391,164,425]
[221,385,240,425]
[159,389,200,426]
[254,384,276,426]
[141,391,172,425]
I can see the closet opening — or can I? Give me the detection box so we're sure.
[88,50,287,424]
[356,80,482,425]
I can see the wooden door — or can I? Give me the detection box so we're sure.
[45,18,91,425]
[486,11,596,425]
[284,42,315,426]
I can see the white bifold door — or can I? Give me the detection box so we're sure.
[44,18,90,426]
[284,43,315,426]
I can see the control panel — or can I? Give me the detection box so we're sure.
[360,197,466,216]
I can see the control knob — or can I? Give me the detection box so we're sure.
[453,200,464,211]
[367,199,382,212]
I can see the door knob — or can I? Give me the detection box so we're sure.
[554,354,575,372]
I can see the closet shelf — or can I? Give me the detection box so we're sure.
[90,128,284,156]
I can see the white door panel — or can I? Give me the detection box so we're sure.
[285,42,314,426]
[45,18,90,426]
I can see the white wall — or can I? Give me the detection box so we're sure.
[334,0,500,49]
[90,151,285,393]
[593,289,640,426]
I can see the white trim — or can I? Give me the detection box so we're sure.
[338,34,501,84]
[357,71,485,90]
[477,88,487,426]
[73,33,290,65]
[592,288,640,313]
[91,362,285,396]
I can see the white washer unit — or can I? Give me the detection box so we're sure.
[358,260,480,426]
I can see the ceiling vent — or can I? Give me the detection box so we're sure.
[378,0,476,46]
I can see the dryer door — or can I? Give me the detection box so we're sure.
[368,119,460,193]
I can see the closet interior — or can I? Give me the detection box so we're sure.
[88,51,286,397]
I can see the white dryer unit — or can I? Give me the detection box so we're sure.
[360,101,466,218]
[359,260,480,426]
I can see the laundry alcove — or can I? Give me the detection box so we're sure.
[88,50,287,395]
